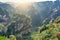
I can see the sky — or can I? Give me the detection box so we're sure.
[0,0,56,3]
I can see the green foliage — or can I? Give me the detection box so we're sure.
[0,35,17,40]
[0,10,32,39]
[54,16,60,23]
[0,36,9,40]
[0,24,7,36]
[6,14,32,40]
[0,24,7,32]
[16,34,22,40]
[7,14,32,35]
[31,32,40,40]
[31,23,60,40]
[9,35,16,40]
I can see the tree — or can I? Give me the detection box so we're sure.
[0,7,10,26]
[0,24,7,36]
[9,35,16,40]
[7,14,32,38]
[54,16,60,23]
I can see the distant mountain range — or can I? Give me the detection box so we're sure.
[0,0,60,28]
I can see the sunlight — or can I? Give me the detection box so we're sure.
[17,3,32,9]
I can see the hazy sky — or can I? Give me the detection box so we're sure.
[0,0,56,3]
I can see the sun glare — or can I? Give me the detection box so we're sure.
[17,3,32,9]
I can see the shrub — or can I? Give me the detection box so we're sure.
[0,36,9,40]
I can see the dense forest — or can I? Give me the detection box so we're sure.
[0,0,60,40]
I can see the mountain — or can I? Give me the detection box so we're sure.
[0,2,15,25]
[0,0,60,28]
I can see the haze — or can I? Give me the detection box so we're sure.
[0,0,56,3]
